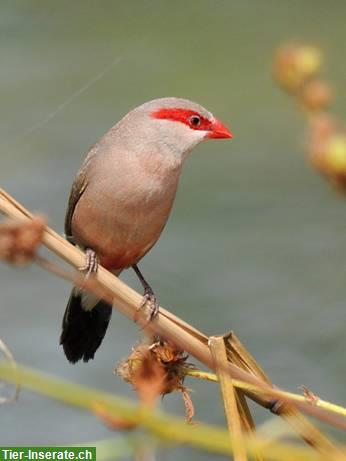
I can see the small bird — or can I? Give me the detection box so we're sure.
[60,97,232,363]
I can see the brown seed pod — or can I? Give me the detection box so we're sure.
[299,80,333,112]
[273,44,322,93]
[308,115,346,191]
[117,340,195,421]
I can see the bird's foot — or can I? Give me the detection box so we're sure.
[132,264,159,322]
[79,248,99,278]
[140,286,159,322]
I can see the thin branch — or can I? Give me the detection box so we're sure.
[184,368,346,419]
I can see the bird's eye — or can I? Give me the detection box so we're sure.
[189,115,201,127]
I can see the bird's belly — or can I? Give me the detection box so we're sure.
[71,179,177,270]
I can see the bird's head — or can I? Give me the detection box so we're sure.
[118,97,232,163]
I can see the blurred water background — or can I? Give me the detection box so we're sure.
[1,1,346,457]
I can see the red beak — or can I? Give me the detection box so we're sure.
[207,118,233,139]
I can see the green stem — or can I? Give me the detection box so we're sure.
[0,362,334,461]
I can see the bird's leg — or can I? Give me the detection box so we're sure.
[79,248,99,278]
[132,264,159,321]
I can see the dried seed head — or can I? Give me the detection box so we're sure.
[0,216,46,266]
[299,80,333,113]
[117,340,195,421]
[273,44,322,93]
[308,115,346,192]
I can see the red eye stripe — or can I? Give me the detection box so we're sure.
[151,108,212,131]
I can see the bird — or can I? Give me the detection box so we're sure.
[60,97,232,363]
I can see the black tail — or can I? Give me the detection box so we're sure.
[60,290,112,363]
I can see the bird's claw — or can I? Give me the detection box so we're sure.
[140,287,159,321]
[79,248,99,278]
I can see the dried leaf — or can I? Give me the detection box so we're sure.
[209,335,248,461]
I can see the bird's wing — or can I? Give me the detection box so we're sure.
[64,149,97,242]
[64,170,88,243]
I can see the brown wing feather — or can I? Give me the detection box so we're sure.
[64,148,98,241]
[64,178,87,242]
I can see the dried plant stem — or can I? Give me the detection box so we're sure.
[224,332,343,457]
[184,369,346,419]
[1,188,346,437]
[209,336,248,461]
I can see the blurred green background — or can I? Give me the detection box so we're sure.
[1,0,346,457]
